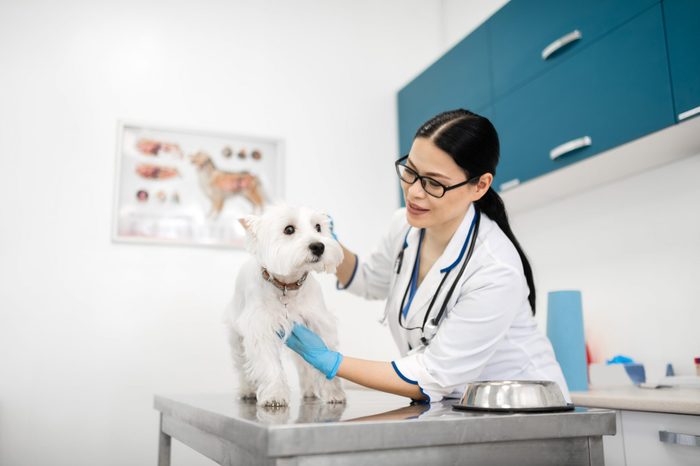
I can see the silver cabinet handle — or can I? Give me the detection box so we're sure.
[542,30,582,60]
[549,136,592,160]
[500,179,521,191]
[678,104,700,121]
[659,430,700,447]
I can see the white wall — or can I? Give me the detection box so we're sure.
[0,1,445,465]
[509,152,700,379]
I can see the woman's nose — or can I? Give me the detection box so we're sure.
[407,179,427,198]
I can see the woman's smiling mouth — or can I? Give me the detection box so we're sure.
[407,200,429,215]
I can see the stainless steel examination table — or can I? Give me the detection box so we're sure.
[154,389,615,465]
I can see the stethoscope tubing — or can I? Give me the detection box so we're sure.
[396,209,481,344]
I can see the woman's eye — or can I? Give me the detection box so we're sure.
[315,224,321,233]
[284,225,295,235]
[427,179,442,189]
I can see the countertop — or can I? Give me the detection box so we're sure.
[154,389,615,458]
[571,387,700,415]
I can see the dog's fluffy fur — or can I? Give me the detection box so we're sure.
[224,204,346,407]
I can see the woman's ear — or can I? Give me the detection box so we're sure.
[472,173,493,201]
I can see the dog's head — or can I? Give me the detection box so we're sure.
[189,151,213,169]
[239,204,343,277]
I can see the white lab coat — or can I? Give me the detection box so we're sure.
[339,204,571,403]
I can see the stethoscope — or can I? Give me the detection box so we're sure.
[395,208,481,347]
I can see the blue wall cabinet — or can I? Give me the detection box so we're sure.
[663,0,700,122]
[397,24,491,157]
[478,105,494,121]
[397,0,692,193]
[491,4,675,190]
[489,0,659,100]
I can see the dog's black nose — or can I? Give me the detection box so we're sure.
[309,242,325,257]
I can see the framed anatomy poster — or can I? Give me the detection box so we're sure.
[112,121,284,248]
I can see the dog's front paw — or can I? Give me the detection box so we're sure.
[237,381,258,402]
[318,381,346,404]
[239,391,257,402]
[257,382,290,407]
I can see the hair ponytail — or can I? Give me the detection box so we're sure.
[415,109,537,315]
[476,188,536,314]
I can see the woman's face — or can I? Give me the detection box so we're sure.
[401,137,491,230]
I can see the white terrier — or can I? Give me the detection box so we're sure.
[225,204,346,407]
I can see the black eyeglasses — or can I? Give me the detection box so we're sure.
[394,155,479,198]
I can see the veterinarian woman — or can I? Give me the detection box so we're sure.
[284,109,570,404]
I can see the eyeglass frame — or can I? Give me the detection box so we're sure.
[394,155,480,199]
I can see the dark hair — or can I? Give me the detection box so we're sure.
[414,109,536,315]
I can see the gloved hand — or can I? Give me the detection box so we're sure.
[326,214,338,241]
[280,322,343,379]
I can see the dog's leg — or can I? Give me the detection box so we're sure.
[295,350,345,404]
[318,374,346,404]
[227,329,257,400]
[225,284,258,400]
[305,317,346,404]
[291,351,319,400]
[242,328,291,407]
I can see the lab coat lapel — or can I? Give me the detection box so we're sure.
[403,204,477,327]
[392,225,421,311]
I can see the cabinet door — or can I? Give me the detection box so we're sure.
[397,24,490,157]
[489,0,659,99]
[622,410,700,465]
[491,4,674,191]
[477,104,494,122]
[663,0,700,122]
[602,410,627,466]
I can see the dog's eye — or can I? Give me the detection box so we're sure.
[315,224,321,233]
[284,225,295,235]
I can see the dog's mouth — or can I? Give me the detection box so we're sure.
[309,256,321,263]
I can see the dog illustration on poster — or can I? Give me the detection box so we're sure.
[190,151,266,217]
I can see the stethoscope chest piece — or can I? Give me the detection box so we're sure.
[420,319,439,346]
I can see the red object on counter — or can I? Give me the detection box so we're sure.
[585,343,593,383]
[586,344,592,365]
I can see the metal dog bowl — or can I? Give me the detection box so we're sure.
[452,380,575,413]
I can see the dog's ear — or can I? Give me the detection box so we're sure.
[238,215,259,238]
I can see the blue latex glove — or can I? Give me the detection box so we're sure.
[280,322,343,379]
[326,214,338,241]
[607,355,634,365]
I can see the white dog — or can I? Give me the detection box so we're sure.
[225,204,346,407]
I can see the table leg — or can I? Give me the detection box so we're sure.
[158,414,172,466]
[588,436,605,466]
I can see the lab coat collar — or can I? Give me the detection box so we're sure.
[434,203,477,273]
[401,203,477,325]
[402,203,475,254]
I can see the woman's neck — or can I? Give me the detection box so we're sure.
[423,209,468,252]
